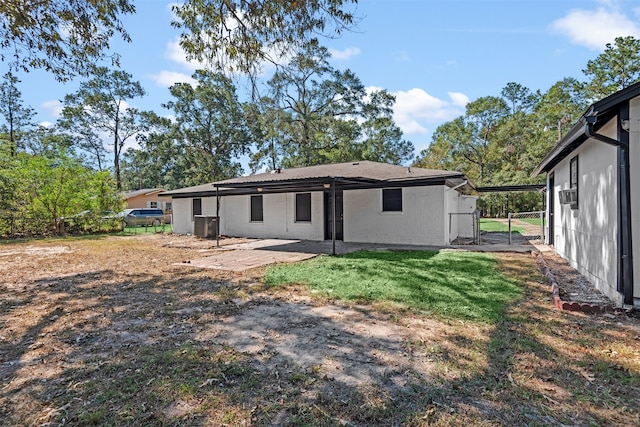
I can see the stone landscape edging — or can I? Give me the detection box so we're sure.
[531,250,624,314]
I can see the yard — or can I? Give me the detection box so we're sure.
[1,234,639,426]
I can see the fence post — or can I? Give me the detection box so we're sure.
[508,212,512,245]
[476,211,481,245]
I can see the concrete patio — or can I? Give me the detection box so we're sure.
[175,237,552,272]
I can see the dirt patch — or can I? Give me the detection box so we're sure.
[1,234,639,426]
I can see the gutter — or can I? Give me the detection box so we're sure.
[584,109,634,306]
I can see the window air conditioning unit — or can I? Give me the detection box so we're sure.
[559,189,578,208]
[558,190,566,204]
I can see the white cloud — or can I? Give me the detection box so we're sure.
[552,4,640,50]
[329,46,361,60]
[391,88,466,136]
[41,100,63,118]
[166,39,202,71]
[39,121,53,128]
[150,70,197,87]
[448,92,469,107]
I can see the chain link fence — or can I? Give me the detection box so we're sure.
[0,214,171,239]
[449,211,479,245]
[507,210,545,244]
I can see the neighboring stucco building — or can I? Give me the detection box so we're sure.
[161,161,477,247]
[533,82,640,308]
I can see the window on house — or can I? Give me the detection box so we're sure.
[250,195,263,222]
[148,201,158,209]
[193,198,202,218]
[382,188,402,212]
[164,202,172,211]
[295,193,312,222]
[569,156,578,209]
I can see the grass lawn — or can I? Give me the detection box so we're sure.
[266,250,522,322]
[121,224,173,234]
[480,218,524,234]
[516,216,544,226]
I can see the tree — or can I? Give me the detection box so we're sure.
[120,113,186,190]
[455,96,509,184]
[414,117,468,172]
[252,41,413,168]
[0,72,35,155]
[163,70,251,185]
[23,125,74,157]
[59,67,148,188]
[346,89,414,164]
[500,82,536,115]
[172,0,358,79]
[17,151,122,233]
[263,41,365,167]
[0,0,135,81]
[248,97,289,172]
[583,36,640,100]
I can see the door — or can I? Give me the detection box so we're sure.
[548,173,554,245]
[324,191,343,240]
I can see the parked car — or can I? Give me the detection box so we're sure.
[119,208,166,227]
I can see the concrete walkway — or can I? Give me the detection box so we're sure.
[177,238,551,272]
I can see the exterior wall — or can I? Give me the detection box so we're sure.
[549,122,620,304]
[342,186,448,245]
[220,192,325,241]
[171,186,475,246]
[630,96,640,304]
[171,198,193,234]
[170,196,217,234]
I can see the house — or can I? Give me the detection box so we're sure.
[533,82,640,308]
[124,188,172,213]
[160,161,477,249]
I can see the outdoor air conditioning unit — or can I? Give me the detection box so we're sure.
[194,215,218,238]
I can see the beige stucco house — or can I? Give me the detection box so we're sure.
[533,82,640,308]
[161,161,477,248]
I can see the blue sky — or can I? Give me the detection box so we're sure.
[8,0,640,165]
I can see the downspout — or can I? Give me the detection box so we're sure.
[584,108,634,305]
[447,180,468,192]
[332,177,336,256]
[215,185,220,248]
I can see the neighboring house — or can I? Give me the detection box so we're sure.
[124,188,172,213]
[160,161,477,247]
[533,82,640,308]
[124,188,172,223]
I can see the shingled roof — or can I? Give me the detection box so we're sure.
[160,161,473,198]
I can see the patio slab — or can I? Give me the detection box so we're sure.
[176,248,318,272]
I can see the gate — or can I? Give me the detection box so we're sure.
[449,211,479,245]
[507,211,545,245]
